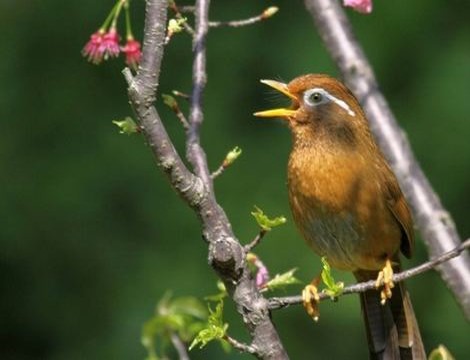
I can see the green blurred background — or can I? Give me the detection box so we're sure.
[1,0,469,359]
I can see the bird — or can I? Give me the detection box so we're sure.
[254,74,425,359]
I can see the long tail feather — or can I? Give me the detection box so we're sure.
[355,270,425,360]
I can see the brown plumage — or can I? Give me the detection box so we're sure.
[255,74,425,359]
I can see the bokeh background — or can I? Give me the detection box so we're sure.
[1,0,469,359]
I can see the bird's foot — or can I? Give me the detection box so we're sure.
[375,259,395,305]
[302,277,321,321]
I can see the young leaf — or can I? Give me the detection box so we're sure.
[142,293,207,359]
[264,268,300,291]
[204,281,228,302]
[428,345,455,360]
[189,300,228,350]
[222,146,242,167]
[161,94,178,110]
[112,117,139,135]
[320,257,344,298]
[251,206,286,231]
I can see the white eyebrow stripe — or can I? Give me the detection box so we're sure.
[313,88,356,117]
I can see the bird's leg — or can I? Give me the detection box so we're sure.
[375,259,395,305]
[302,275,321,321]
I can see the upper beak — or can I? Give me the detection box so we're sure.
[253,79,298,119]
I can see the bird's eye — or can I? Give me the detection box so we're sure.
[309,92,323,103]
[303,88,328,107]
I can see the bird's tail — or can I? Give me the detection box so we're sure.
[354,269,426,360]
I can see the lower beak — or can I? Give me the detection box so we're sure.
[253,79,298,119]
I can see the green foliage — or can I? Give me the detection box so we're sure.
[223,146,242,167]
[167,18,187,34]
[142,293,207,360]
[189,300,229,351]
[204,281,228,302]
[264,268,300,292]
[161,94,178,110]
[251,206,286,231]
[428,345,455,360]
[320,257,344,299]
[112,117,139,135]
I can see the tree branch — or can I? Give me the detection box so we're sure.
[123,1,288,358]
[304,0,470,319]
[224,335,258,355]
[186,0,212,187]
[269,239,470,310]
[170,332,191,360]
[209,7,278,28]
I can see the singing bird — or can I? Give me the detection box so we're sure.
[254,74,425,359]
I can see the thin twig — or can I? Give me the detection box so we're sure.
[210,164,226,179]
[169,0,195,35]
[304,0,470,319]
[174,109,190,129]
[186,0,212,187]
[179,6,195,13]
[172,90,190,100]
[245,230,267,252]
[209,7,279,28]
[269,239,470,310]
[224,335,258,355]
[170,332,191,360]
[163,95,190,129]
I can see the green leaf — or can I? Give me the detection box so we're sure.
[204,281,228,302]
[428,345,455,360]
[161,94,178,109]
[167,18,187,34]
[112,117,139,135]
[251,206,286,231]
[189,301,228,350]
[142,293,207,359]
[168,297,208,320]
[320,257,344,298]
[264,268,300,291]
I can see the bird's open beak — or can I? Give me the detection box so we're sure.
[253,80,298,119]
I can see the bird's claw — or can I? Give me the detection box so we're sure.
[375,259,395,305]
[302,283,320,321]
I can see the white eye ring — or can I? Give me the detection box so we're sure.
[303,88,330,107]
[303,87,356,116]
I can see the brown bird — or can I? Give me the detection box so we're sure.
[254,74,425,359]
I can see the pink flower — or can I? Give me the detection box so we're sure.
[343,0,372,14]
[99,28,120,60]
[121,38,142,70]
[82,30,105,64]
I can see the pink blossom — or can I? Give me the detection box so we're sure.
[82,30,105,64]
[99,28,120,60]
[121,38,142,70]
[343,0,372,14]
[256,265,270,288]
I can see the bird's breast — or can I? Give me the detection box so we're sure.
[287,148,400,271]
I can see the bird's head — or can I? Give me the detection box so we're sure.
[254,74,370,148]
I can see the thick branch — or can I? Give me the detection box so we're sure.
[124,1,288,358]
[123,2,204,209]
[304,0,470,318]
[269,239,470,310]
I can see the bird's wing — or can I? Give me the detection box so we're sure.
[385,173,414,259]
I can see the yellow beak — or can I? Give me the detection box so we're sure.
[253,79,298,118]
